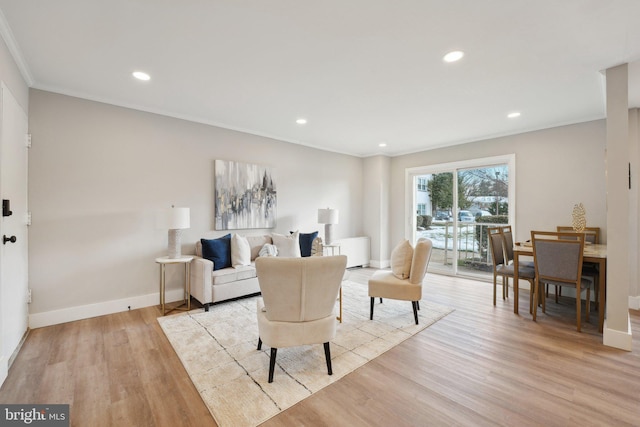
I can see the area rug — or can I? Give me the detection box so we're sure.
[158,280,453,427]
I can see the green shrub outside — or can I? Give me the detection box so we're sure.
[416,215,433,229]
[475,215,509,254]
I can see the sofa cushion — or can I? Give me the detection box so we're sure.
[272,231,301,257]
[201,234,232,271]
[231,233,251,267]
[246,234,273,261]
[390,239,413,279]
[293,231,319,257]
[211,265,257,285]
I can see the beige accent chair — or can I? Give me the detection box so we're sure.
[368,238,433,325]
[255,255,347,383]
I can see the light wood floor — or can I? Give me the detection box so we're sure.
[1,269,639,426]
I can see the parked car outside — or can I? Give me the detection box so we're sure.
[458,210,475,222]
[435,211,452,221]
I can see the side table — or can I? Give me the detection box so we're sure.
[156,255,194,315]
[323,244,343,323]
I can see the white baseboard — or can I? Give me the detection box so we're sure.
[369,259,390,269]
[603,316,633,351]
[28,289,185,329]
[629,295,640,310]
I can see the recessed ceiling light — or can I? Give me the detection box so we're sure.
[443,51,464,63]
[507,112,521,118]
[132,71,150,81]
[296,118,307,125]
[379,142,387,147]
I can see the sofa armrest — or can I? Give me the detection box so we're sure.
[190,256,213,305]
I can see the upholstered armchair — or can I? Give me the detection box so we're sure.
[368,238,433,325]
[255,255,347,383]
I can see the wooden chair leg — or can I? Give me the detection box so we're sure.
[502,276,507,300]
[324,342,333,375]
[412,301,419,325]
[576,289,581,332]
[416,301,420,311]
[532,280,538,322]
[493,273,497,306]
[505,277,509,299]
[268,348,278,383]
[257,337,262,350]
[370,297,374,320]
[529,280,534,314]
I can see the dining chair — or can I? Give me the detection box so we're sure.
[502,225,534,269]
[555,226,600,308]
[531,230,591,332]
[488,227,535,311]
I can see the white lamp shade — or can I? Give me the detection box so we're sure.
[318,208,339,224]
[159,207,190,230]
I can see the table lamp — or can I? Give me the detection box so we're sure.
[318,208,339,245]
[161,206,190,258]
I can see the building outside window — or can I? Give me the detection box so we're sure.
[417,177,428,192]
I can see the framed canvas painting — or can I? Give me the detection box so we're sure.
[215,160,276,230]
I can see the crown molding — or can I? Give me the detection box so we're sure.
[0,8,34,86]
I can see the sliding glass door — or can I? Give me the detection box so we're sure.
[408,155,515,279]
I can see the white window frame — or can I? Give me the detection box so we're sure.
[405,154,516,275]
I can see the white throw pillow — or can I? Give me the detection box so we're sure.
[272,231,302,257]
[390,239,413,279]
[231,234,251,267]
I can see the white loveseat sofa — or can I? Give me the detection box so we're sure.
[190,232,322,310]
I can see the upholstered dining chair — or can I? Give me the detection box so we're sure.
[368,238,432,325]
[555,226,600,308]
[531,231,591,332]
[502,225,534,269]
[255,255,347,383]
[488,227,535,311]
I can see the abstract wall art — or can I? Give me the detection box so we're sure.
[215,160,276,230]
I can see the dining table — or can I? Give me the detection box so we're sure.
[512,242,607,332]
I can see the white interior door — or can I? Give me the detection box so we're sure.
[0,82,29,386]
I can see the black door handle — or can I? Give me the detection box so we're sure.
[3,235,16,244]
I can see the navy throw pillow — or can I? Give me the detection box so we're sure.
[292,231,318,257]
[201,234,232,270]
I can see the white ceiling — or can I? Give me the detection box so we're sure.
[1,1,639,157]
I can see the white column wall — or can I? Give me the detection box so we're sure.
[363,155,391,268]
[604,64,632,350]
[630,108,640,310]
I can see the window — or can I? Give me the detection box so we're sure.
[417,177,428,192]
[406,154,515,280]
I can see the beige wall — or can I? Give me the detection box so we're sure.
[28,90,364,323]
[387,119,607,256]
